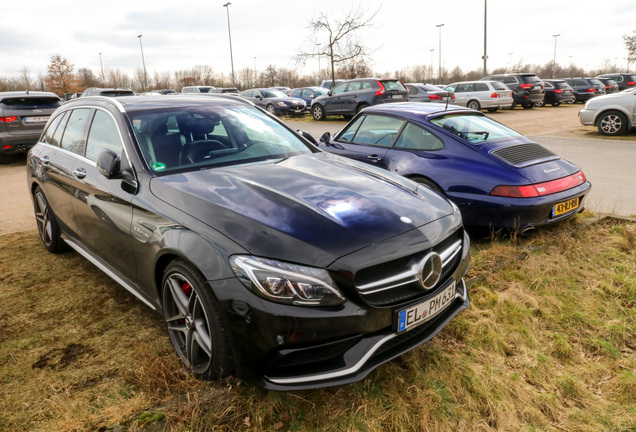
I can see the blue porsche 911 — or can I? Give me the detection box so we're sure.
[318,103,591,232]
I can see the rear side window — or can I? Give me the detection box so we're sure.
[474,83,489,91]
[85,110,123,161]
[503,77,517,84]
[394,123,443,151]
[60,109,92,154]
[407,86,420,95]
[544,82,554,89]
[491,82,508,91]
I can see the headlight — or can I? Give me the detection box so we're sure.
[230,256,346,306]
[276,101,287,107]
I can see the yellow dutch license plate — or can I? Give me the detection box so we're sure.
[552,197,579,217]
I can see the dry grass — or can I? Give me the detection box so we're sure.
[0,214,635,431]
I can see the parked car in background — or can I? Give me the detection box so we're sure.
[80,88,135,97]
[319,79,346,90]
[538,79,575,106]
[563,78,605,103]
[579,87,636,136]
[443,81,513,112]
[289,86,329,110]
[181,86,215,94]
[595,78,620,94]
[26,94,471,390]
[211,87,240,95]
[240,88,306,115]
[481,73,545,109]
[0,91,62,163]
[318,102,591,231]
[311,78,409,121]
[405,83,455,104]
[596,73,636,91]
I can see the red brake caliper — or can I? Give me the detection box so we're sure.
[178,282,192,324]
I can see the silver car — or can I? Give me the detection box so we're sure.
[406,83,455,104]
[444,81,514,112]
[579,88,636,136]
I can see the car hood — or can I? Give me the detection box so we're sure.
[149,152,455,266]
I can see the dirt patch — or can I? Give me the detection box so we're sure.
[0,159,34,236]
[31,343,95,370]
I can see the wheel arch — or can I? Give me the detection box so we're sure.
[593,107,632,128]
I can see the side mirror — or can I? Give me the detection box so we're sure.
[327,90,333,96]
[297,130,318,146]
[319,132,331,144]
[96,149,121,179]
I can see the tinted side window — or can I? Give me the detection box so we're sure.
[59,109,92,154]
[42,112,67,145]
[544,82,554,89]
[85,110,123,161]
[503,77,517,84]
[491,82,508,90]
[395,123,443,151]
[347,114,404,147]
[407,86,419,95]
[455,84,473,92]
[291,90,301,97]
[474,83,489,91]
[346,82,362,92]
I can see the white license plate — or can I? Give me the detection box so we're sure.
[25,116,49,123]
[392,95,403,100]
[397,281,456,332]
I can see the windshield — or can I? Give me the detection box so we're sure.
[128,104,313,174]
[430,114,522,144]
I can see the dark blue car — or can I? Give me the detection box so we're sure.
[289,86,329,111]
[319,103,591,231]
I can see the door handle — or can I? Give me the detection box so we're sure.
[41,156,49,165]
[73,167,87,179]
[366,155,382,162]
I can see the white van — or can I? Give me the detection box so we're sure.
[181,86,216,94]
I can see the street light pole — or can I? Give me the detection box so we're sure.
[137,35,148,91]
[508,52,513,73]
[223,2,236,87]
[316,43,321,80]
[99,52,104,83]
[552,33,560,79]
[482,0,487,76]
[429,49,435,82]
[253,56,257,86]
[436,24,444,83]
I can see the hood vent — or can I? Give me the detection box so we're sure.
[491,143,559,167]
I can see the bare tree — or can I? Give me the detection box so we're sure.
[296,6,379,87]
[76,67,99,89]
[337,58,372,79]
[19,66,33,90]
[624,31,636,72]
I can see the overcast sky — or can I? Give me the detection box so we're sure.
[1,0,634,82]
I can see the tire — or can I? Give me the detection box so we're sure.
[356,103,369,114]
[551,102,561,107]
[266,104,276,115]
[410,176,444,194]
[487,107,498,113]
[467,100,481,111]
[535,100,546,107]
[162,259,233,380]
[522,104,533,109]
[566,98,576,105]
[597,111,628,136]
[505,101,516,110]
[0,153,5,164]
[33,186,66,253]
[312,104,325,121]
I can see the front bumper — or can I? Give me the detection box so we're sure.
[211,226,471,390]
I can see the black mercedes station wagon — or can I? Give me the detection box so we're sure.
[26,95,471,390]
